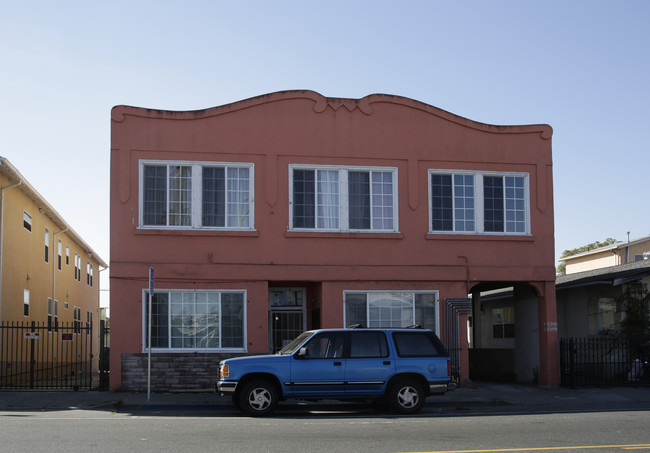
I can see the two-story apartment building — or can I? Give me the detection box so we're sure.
[562,235,650,275]
[0,157,107,387]
[557,235,650,339]
[110,90,557,391]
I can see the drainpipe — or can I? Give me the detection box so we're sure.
[0,180,22,324]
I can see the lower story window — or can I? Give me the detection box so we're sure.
[492,307,515,339]
[144,290,246,351]
[344,291,438,332]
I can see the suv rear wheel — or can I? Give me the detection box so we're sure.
[238,379,278,417]
[388,379,425,414]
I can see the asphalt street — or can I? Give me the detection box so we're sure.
[2,382,650,415]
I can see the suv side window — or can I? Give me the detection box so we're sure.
[300,332,345,358]
[392,332,445,357]
[349,331,389,358]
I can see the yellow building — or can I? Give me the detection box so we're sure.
[563,235,650,275]
[0,157,107,389]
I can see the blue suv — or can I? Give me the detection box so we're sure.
[217,327,453,416]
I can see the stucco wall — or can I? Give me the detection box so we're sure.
[110,91,557,389]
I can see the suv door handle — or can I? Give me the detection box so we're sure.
[383,361,391,365]
[333,361,342,366]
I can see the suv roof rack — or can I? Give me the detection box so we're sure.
[347,324,363,329]
[406,324,423,329]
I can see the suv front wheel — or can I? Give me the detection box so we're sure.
[238,379,278,417]
[388,379,425,414]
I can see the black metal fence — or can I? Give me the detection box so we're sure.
[98,319,110,391]
[560,337,649,387]
[0,321,93,390]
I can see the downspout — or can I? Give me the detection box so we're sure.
[0,180,23,324]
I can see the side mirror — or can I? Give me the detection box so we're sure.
[297,347,309,358]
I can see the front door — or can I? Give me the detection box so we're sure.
[269,287,307,353]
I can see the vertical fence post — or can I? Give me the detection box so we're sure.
[29,321,35,389]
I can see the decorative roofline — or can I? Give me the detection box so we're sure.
[112,90,553,140]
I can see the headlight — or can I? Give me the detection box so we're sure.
[220,364,230,378]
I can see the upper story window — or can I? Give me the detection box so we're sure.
[44,229,49,263]
[74,254,81,281]
[57,240,62,271]
[65,246,70,265]
[23,211,32,232]
[139,161,254,230]
[429,170,530,235]
[87,262,93,286]
[289,165,398,232]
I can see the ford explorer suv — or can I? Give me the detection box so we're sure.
[217,327,453,416]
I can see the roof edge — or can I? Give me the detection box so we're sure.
[0,157,108,268]
[111,90,553,140]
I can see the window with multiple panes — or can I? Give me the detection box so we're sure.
[57,240,62,270]
[47,298,59,332]
[140,161,254,230]
[65,246,70,266]
[87,262,93,286]
[74,254,81,281]
[429,170,529,235]
[344,291,438,332]
[23,290,29,317]
[492,307,515,339]
[144,290,246,351]
[74,307,81,334]
[44,229,49,263]
[23,211,32,232]
[290,165,397,232]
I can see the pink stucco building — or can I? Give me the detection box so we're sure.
[110,90,557,390]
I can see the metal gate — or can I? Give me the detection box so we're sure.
[0,321,93,390]
[444,298,472,385]
[270,310,303,353]
[98,319,110,391]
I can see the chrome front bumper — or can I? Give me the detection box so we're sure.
[216,380,238,395]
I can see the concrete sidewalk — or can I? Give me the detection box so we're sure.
[2,382,650,414]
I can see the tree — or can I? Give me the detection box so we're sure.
[617,281,650,345]
[556,238,618,275]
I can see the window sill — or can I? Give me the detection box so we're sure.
[135,228,258,237]
[141,348,248,354]
[285,231,404,239]
[425,233,533,241]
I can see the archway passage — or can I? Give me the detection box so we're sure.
[460,281,557,386]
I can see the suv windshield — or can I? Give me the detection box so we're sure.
[278,331,314,355]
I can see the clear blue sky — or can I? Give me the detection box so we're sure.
[2,1,649,306]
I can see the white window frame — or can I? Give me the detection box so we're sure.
[74,254,81,281]
[44,228,49,263]
[428,169,530,235]
[23,211,32,232]
[141,289,247,353]
[24,290,29,317]
[138,160,255,231]
[87,262,93,286]
[343,290,440,335]
[289,164,399,233]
